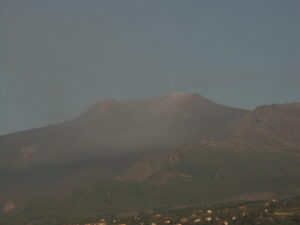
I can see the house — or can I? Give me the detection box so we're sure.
[179,217,188,223]
[205,217,212,221]
[194,218,201,223]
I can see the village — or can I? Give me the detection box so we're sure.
[63,198,300,225]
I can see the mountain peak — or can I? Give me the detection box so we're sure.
[254,102,300,114]
[164,92,214,104]
[166,91,186,97]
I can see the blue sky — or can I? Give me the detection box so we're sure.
[0,0,299,134]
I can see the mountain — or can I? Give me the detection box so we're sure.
[0,93,247,212]
[226,103,300,147]
[1,95,300,224]
[198,102,300,153]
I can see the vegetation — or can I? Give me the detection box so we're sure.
[1,147,300,225]
[1,195,300,225]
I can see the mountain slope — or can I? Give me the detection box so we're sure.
[116,103,300,184]
[226,103,300,146]
[0,93,247,211]
[1,102,300,224]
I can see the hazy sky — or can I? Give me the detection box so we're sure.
[0,0,299,135]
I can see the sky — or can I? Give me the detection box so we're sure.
[0,0,299,135]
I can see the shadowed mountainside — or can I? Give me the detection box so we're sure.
[0,93,247,211]
[1,102,300,225]
[1,96,300,224]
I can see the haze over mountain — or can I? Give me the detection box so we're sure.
[1,93,300,224]
[0,93,247,210]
